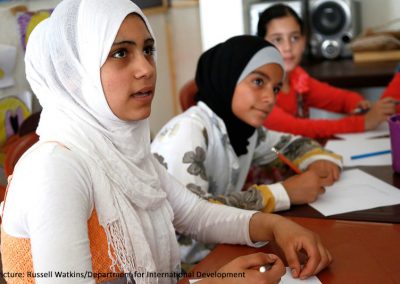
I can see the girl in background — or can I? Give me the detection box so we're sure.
[0,0,332,283]
[257,4,397,139]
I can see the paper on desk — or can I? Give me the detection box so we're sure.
[335,122,389,140]
[189,267,321,283]
[309,169,400,216]
[325,138,391,166]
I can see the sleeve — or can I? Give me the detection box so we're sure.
[152,158,265,247]
[151,116,209,197]
[381,72,400,113]
[151,117,269,213]
[3,145,95,283]
[306,76,364,113]
[249,128,342,211]
[264,105,365,138]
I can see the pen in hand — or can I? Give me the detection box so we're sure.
[352,100,400,115]
[259,263,273,273]
[272,147,302,174]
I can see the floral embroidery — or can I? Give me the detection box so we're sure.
[256,128,266,147]
[293,69,310,94]
[273,134,293,152]
[202,128,209,148]
[156,122,180,141]
[186,183,207,197]
[221,134,229,147]
[283,138,320,160]
[153,153,168,169]
[213,187,264,210]
[292,67,310,118]
[182,146,207,181]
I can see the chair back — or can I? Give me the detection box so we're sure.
[179,79,197,111]
[4,132,39,177]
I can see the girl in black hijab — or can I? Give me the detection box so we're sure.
[152,35,339,268]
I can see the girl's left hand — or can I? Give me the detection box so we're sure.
[351,100,372,114]
[307,160,341,185]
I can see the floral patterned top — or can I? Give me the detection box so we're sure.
[151,102,342,264]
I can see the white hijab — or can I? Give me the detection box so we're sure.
[25,0,180,282]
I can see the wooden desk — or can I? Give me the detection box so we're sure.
[178,217,400,284]
[302,59,398,88]
[280,166,400,223]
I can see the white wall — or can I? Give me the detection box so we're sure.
[359,0,400,31]
[199,0,245,51]
[199,0,400,51]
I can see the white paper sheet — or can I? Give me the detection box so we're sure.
[325,138,391,166]
[309,169,400,216]
[189,267,321,283]
[335,122,389,140]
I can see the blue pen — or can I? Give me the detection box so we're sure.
[350,150,391,160]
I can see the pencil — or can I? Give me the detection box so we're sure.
[350,149,391,160]
[272,147,302,174]
[352,101,400,115]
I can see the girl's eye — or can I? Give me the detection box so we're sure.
[272,37,282,44]
[290,35,300,43]
[253,78,264,86]
[112,49,127,59]
[273,86,281,95]
[144,45,156,56]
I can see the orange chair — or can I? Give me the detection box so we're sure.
[3,132,39,177]
[179,79,197,111]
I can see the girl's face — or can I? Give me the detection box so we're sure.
[101,14,156,121]
[232,63,283,128]
[264,16,305,73]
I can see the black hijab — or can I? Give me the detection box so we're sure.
[195,35,284,156]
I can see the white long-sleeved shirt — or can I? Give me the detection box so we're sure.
[2,142,259,283]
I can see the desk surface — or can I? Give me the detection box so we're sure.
[280,165,400,223]
[178,217,400,284]
[302,59,398,88]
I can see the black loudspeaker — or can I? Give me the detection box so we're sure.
[309,0,361,59]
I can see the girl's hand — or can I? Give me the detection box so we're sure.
[200,253,285,284]
[271,217,332,279]
[282,170,330,204]
[249,214,333,281]
[352,100,372,114]
[307,160,341,185]
[364,97,398,130]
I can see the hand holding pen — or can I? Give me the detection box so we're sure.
[212,252,284,284]
[271,147,331,204]
[352,97,400,130]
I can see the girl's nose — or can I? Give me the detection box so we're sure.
[261,88,276,104]
[133,54,155,79]
[281,38,292,52]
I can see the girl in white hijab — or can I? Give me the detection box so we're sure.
[1,0,331,283]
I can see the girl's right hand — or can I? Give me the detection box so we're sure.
[282,170,329,204]
[200,252,285,284]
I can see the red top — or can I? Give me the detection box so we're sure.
[264,66,365,138]
[381,72,400,113]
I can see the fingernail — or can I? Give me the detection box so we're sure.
[291,269,298,278]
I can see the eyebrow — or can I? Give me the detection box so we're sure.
[269,31,301,37]
[250,70,283,86]
[112,38,155,46]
